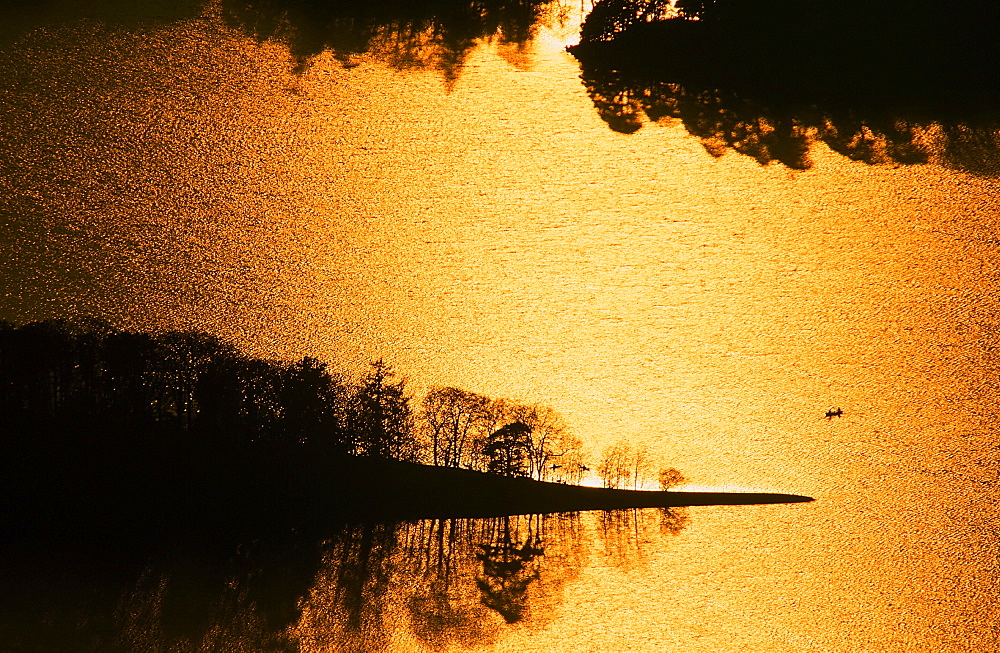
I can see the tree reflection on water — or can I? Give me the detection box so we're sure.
[572,0,1000,174]
[295,514,588,650]
[5,510,688,651]
[596,507,689,572]
[579,70,1000,175]
[220,0,564,76]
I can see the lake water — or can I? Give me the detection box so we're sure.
[2,1,1000,650]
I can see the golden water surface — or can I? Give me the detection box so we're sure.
[2,3,1000,650]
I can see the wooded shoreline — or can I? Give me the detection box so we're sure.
[331,455,814,521]
[0,319,812,545]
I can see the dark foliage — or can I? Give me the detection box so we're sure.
[220,0,555,73]
[571,1,1000,172]
[0,319,421,546]
[483,421,533,478]
[0,317,351,448]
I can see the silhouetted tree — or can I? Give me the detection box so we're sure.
[597,439,631,489]
[416,389,582,480]
[657,467,686,490]
[542,428,587,484]
[274,356,348,449]
[508,404,568,481]
[419,386,493,468]
[0,319,423,525]
[347,360,415,459]
[482,422,533,477]
[630,444,652,489]
[595,440,659,489]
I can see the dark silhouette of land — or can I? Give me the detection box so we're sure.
[6,314,795,651]
[0,318,810,542]
[291,454,813,522]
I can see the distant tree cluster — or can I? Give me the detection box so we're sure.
[416,386,586,482]
[597,437,686,490]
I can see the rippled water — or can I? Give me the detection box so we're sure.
[2,1,1000,650]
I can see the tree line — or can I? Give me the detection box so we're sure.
[0,319,587,482]
[0,319,689,493]
[418,386,586,482]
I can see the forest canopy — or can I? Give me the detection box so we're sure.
[0,318,584,483]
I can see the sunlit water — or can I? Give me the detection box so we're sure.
[2,1,1000,650]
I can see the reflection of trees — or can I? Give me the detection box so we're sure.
[402,519,505,649]
[579,68,1000,174]
[658,506,690,535]
[4,508,686,650]
[220,0,559,76]
[474,518,545,623]
[2,528,323,652]
[578,0,675,44]
[403,515,584,637]
[598,507,688,570]
[115,539,320,653]
[0,1,560,78]
[294,514,585,649]
[292,523,401,651]
[573,0,1000,174]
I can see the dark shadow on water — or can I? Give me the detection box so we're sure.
[570,0,1000,173]
[1,511,622,651]
[1,1,564,80]
[219,0,561,75]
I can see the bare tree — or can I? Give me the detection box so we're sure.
[597,440,631,489]
[419,387,492,468]
[598,440,661,489]
[545,430,587,485]
[630,444,652,490]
